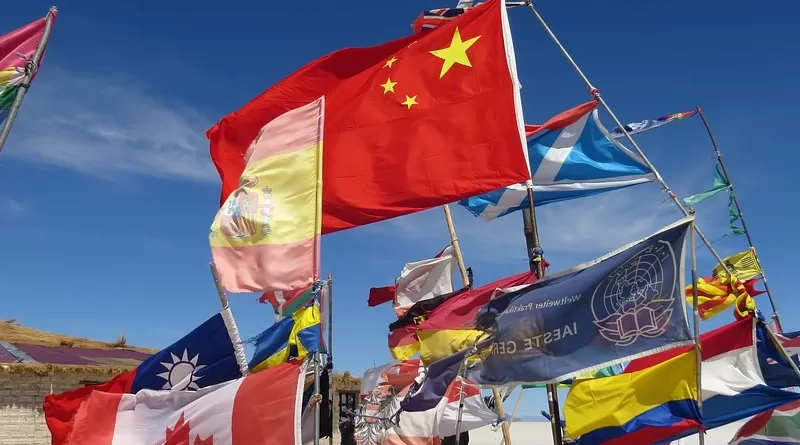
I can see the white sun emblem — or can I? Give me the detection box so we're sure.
[157,349,205,390]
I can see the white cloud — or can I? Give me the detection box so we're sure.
[378,183,689,262]
[0,197,31,216]
[4,69,217,182]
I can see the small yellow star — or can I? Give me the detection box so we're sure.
[401,95,418,109]
[429,27,481,78]
[380,78,397,94]
[384,56,398,68]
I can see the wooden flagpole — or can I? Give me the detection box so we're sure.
[521,184,563,445]
[523,1,736,280]
[0,7,57,157]
[440,203,512,445]
[695,106,782,328]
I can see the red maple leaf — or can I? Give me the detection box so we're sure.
[165,412,214,445]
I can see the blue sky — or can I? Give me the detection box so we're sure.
[1,0,798,420]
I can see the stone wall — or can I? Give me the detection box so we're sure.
[0,369,112,445]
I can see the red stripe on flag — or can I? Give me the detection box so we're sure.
[604,419,701,445]
[232,361,302,445]
[43,369,135,445]
[524,100,598,138]
[66,391,125,444]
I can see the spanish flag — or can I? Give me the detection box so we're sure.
[248,304,322,373]
[210,98,324,293]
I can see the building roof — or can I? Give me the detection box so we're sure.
[0,320,155,372]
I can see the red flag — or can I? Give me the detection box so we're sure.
[208,0,529,233]
[368,285,396,307]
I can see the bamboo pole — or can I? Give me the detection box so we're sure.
[0,7,57,156]
[689,220,705,445]
[443,204,470,288]
[695,106,781,327]
[524,1,735,280]
[440,204,512,445]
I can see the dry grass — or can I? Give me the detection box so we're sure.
[0,362,135,376]
[0,320,156,353]
[332,371,361,391]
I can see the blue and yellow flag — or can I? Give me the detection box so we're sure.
[248,304,322,373]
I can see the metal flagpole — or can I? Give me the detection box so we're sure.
[326,274,334,445]
[695,106,782,326]
[209,263,230,309]
[689,219,705,445]
[521,183,563,445]
[524,1,735,279]
[453,374,467,445]
[314,351,322,445]
[441,205,513,445]
[0,7,57,157]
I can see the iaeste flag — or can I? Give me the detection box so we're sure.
[472,217,694,385]
[66,361,304,445]
[208,0,530,234]
[209,98,324,293]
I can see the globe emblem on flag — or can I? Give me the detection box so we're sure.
[215,176,274,240]
[590,240,677,346]
[156,349,205,390]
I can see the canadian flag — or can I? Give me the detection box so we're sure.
[66,361,304,445]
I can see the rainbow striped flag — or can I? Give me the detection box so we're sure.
[210,97,323,293]
[0,10,55,125]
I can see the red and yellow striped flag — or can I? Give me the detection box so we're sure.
[685,275,764,320]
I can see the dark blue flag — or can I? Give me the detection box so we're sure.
[472,218,694,385]
[758,328,800,389]
[131,308,247,392]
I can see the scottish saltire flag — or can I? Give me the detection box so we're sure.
[471,217,693,385]
[459,100,655,221]
[610,109,697,138]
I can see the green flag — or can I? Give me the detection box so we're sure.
[725,191,745,238]
[682,163,729,206]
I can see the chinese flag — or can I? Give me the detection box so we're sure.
[208,0,529,233]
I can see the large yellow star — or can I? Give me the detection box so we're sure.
[401,95,418,109]
[429,27,481,79]
[384,56,398,68]
[380,78,397,94]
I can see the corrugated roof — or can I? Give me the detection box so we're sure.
[12,343,150,366]
[0,343,19,363]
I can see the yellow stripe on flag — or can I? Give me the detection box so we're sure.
[564,350,698,439]
[418,329,484,366]
[210,97,324,293]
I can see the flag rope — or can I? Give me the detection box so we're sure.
[523,0,736,283]
[695,106,782,328]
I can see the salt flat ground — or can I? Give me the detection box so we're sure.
[467,421,747,445]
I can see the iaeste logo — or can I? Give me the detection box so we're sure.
[590,240,677,347]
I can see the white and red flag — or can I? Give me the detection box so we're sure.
[66,361,304,445]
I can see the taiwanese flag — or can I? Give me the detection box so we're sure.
[43,309,246,445]
[208,0,530,233]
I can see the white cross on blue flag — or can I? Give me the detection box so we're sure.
[459,100,656,220]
